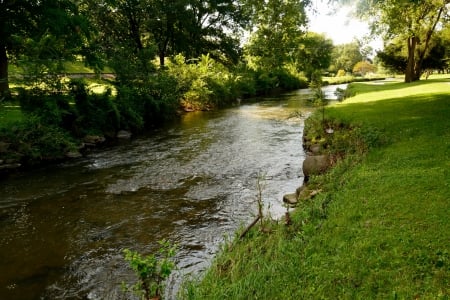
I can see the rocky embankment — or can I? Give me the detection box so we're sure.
[0,130,132,174]
[283,129,332,207]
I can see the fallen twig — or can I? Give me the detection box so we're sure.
[239,214,261,240]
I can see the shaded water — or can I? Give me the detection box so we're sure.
[0,85,345,299]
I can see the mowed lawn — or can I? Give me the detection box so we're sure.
[187,76,450,299]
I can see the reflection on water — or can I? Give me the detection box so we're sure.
[0,85,345,299]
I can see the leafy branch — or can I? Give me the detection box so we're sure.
[122,240,177,300]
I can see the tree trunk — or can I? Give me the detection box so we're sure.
[405,36,417,83]
[159,53,165,68]
[158,35,171,68]
[414,7,444,82]
[0,45,8,95]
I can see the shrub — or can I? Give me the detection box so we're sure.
[115,72,181,131]
[115,86,145,131]
[336,69,346,77]
[17,88,76,128]
[70,79,120,136]
[122,240,177,300]
[0,115,77,163]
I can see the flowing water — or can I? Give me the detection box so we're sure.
[0,85,345,300]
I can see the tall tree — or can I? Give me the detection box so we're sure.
[82,0,158,84]
[0,0,89,94]
[244,0,311,70]
[377,31,450,75]
[293,32,333,81]
[331,41,364,73]
[347,0,450,82]
[178,0,250,65]
[84,0,250,69]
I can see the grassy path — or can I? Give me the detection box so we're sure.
[187,76,450,299]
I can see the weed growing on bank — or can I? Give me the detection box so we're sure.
[185,76,450,299]
[122,240,177,300]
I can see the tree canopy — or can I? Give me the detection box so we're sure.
[244,0,310,70]
[347,0,450,82]
[0,0,90,93]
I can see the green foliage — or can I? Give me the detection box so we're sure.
[123,240,177,300]
[17,88,76,129]
[0,0,90,93]
[0,102,23,129]
[70,80,120,136]
[353,61,377,75]
[115,72,181,131]
[168,54,273,109]
[293,32,334,81]
[331,42,364,73]
[82,0,248,69]
[353,0,448,82]
[115,86,145,131]
[244,0,310,69]
[0,115,77,163]
[308,79,328,129]
[252,68,307,95]
[376,41,408,74]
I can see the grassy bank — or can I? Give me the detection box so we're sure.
[186,76,450,299]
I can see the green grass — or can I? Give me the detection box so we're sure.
[186,76,450,299]
[0,103,23,129]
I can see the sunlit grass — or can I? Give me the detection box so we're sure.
[0,104,23,129]
[186,77,450,299]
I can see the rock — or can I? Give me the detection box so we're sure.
[294,185,322,201]
[296,185,310,198]
[283,193,298,205]
[83,135,106,145]
[65,151,83,158]
[302,154,330,177]
[310,144,321,154]
[116,130,132,139]
[0,163,21,170]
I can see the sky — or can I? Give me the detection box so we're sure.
[307,0,383,50]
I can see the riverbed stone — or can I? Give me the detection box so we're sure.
[302,154,330,177]
[65,151,83,158]
[83,135,106,146]
[0,163,21,170]
[283,193,299,205]
[116,130,132,139]
[296,185,309,198]
[310,144,321,154]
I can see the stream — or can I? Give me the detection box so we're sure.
[0,85,345,299]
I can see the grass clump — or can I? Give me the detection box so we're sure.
[185,76,450,299]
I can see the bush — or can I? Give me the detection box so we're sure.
[336,69,347,77]
[69,80,120,136]
[115,86,145,131]
[115,72,181,131]
[122,240,177,300]
[0,115,77,163]
[144,72,181,122]
[17,88,76,128]
[272,68,308,90]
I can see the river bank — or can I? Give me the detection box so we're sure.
[187,76,450,299]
